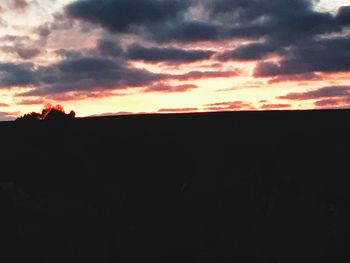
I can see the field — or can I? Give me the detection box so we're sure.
[1,110,350,262]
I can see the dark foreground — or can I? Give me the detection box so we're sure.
[1,110,350,262]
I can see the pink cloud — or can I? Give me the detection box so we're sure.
[158,108,198,113]
[260,103,291,109]
[145,84,198,93]
[204,101,254,111]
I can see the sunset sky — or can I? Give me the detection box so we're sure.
[0,0,349,120]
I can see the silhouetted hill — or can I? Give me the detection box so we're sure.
[1,110,350,262]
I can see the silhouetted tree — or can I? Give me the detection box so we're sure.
[69,110,76,118]
[16,104,76,122]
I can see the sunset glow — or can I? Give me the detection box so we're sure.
[0,0,350,120]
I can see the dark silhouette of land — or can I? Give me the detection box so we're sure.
[1,109,350,262]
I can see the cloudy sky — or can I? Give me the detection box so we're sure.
[0,0,349,120]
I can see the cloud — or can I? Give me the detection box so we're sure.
[26,90,124,102]
[65,0,349,44]
[314,98,350,107]
[260,103,292,109]
[12,56,163,97]
[276,85,350,109]
[277,86,350,100]
[168,70,239,81]
[267,73,322,84]
[17,98,47,105]
[8,0,29,11]
[0,45,41,60]
[54,49,85,59]
[0,33,43,60]
[149,20,223,43]
[2,52,238,98]
[205,0,345,42]
[33,12,77,47]
[0,35,31,42]
[254,36,350,77]
[0,18,7,28]
[97,38,123,58]
[204,101,254,111]
[48,0,350,87]
[88,111,136,117]
[0,103,9,107]
[3,0,350,99]
[126,44,214,63]
[336,6,350,25]
[65,0,224,42]
[144,84,198,93]
[158,108,198,113]
[0,111,20,121]
[66,0,189,32]
[62,0,350,85]
[0,63,38,88]
[217,41,278,61]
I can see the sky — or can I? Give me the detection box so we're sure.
[0,0,349,120]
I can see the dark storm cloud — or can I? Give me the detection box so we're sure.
[217,41,278,61]
[66,0,226,42]
[63,0,350,88]
[149,21,222,43]
[97,39,123,58]
[66,0,189,32]
[211,1,350,65]
[4,0,350,96]
[336,6,350,25]
[204,0,313,15]
[66,0,347,42]
[0,63,38,88]
[2,48,241,97]
[277,86,350,100]
[205,0,343,41]
[64,0,350,79]
[254,37,350,77]
[126,44,214,63]
[17,56,163,96]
